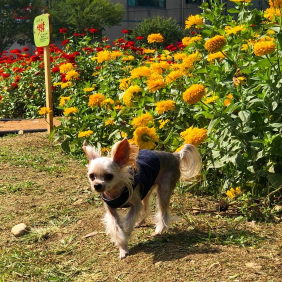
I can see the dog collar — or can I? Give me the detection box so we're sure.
[101,187,131,209]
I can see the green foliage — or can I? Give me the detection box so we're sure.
[49,0,124,38]
[0,0,43,52]
[130,16,185,46]
[1,0,282,201]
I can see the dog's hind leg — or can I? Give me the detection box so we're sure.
[152,177,178,236]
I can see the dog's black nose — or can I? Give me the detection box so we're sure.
[94,183,103,191]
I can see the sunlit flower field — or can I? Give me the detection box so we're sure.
[1,0,282,199]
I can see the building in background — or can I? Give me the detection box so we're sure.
[104,0,268,40]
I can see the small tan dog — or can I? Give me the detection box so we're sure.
[83,138,201,259]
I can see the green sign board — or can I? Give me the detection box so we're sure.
[33,14,51,47]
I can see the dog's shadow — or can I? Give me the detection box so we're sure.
[129,227,221,263]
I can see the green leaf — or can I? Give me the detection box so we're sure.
[238,110,251,125]
[208,117,220,134]
[268,173,282,188]
[235,153,247,172]
[227,8,239,13]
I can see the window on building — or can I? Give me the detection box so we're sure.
[128,0,165,8]
[186,0,202,5]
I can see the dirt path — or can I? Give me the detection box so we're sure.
[0,118,61,131]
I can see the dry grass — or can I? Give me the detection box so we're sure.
[0,133,281,281]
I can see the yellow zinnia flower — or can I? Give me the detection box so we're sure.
[61,81,73,89]
[92,50,111,63]
[88,93,105,107]
[133,126,159,150]
[225,25,246,35]
[159,119,169,129]
[180,126,207,147]
[146,73,165,92]
[155,100,175,115]
[119,78,131,90]
[182,35,202,46]
[226,187,241,199]
[84,87,95,92]
[253,41,276,56]
[207,51,226,62]
[130,66,152,78]
[183,84,205,105]
[105,119,114,126]
[147,33,164,44]
[224,94,234,106]
[78,130,93,138]
[205,35,226,53]
[185,14,203,29]
[59,96,71,107]
[38,107,52,115]
[63,107,78,116]
[203,95,219,104]
[131,112,154,128]
[59,63,73,73]
[165,70,184,85]
[65,70,79,81]
[122,85,142,106]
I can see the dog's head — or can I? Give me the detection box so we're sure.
[83,138,139,194]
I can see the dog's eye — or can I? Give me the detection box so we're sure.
[104,173,113,181]
[89,173,95,180]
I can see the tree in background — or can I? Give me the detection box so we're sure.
[49,0,124,38]
[130,16,186,47]
[0,0,43,52]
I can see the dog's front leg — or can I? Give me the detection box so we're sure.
[103,205,129,259]
[123,200,142,237]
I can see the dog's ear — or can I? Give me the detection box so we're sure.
[111,138,130,167]
[83,141,100,160]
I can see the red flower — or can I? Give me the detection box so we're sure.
[10,49,21,54]
[136,36,144,40]
[23,47,29,52]
[122,30,130,34]
[73,33,80,36]
[11,83,18,89]
[52,66,60,73]
[60,28,68,34]
[191,31,196,35]
[0,95,2,100]
[96,47,103,52]
[62,39,69,46]
[89,28,98,33]
[80,33,86,36]
[30,55,40,61]
[2,73,10,78]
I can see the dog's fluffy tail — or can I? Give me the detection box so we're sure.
[174,144,202,181]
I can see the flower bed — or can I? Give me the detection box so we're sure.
[1,0,282,203]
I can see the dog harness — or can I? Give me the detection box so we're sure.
[101,150,160,209]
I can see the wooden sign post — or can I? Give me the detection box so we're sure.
[33,14,53,133]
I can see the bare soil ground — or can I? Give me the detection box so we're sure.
[0,118,61,131]
[0,133,282,281]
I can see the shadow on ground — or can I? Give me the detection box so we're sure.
[129,227,265,263]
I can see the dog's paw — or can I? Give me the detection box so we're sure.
[119,249,129,260]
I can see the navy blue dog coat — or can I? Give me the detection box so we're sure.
[101,150,160,208]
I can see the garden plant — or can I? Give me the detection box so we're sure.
[1,0,282,220]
